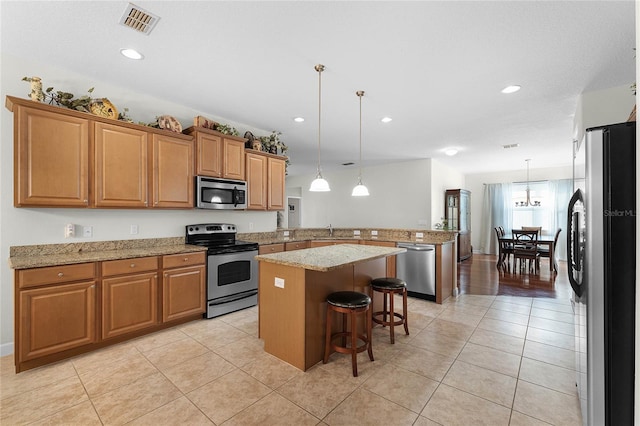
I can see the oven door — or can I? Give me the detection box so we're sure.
[207,249,258,300]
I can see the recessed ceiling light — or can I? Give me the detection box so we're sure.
[381,117,393,123]
[120,48,144,60]
[501,85,521,94]
[444,148,458,156]
[293,117,305,122]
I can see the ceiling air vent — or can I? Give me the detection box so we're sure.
[119,3,160,35]
[502,143,519,149]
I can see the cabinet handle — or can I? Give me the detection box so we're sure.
[57,272,64,277]
[184,257,189,262]
[130,263,136,268]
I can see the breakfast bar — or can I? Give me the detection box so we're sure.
[256,243,405,371]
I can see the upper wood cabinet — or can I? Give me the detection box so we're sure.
[246,152,268,210]
[268,157,286,210]
[94,122,149,208]
[7,96,194,210]
[185,126,246,180]
[151,133,194,208]
[245,150,286,211]
[12,103,89,207]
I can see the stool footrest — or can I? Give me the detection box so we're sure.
[372,311,406,327]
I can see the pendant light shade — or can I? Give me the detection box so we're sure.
[309,64,330,192]
[352,90,369,196]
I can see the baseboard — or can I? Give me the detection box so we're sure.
[0,341,14,357]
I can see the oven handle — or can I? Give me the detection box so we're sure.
[208,289,257,306]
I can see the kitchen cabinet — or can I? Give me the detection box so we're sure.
[259,243,285,254]
[185,126,246,180]
[7,96,194,210]
[285,241,309,251]
[151,133,194,208]
[445,189,472,261]
[246,152,268,209]
[12,103,89,207]
[101,257,159,339]
[16,263,97,365]
[245,151,287,211]
[161,252,206,322]
[94,122,148,207]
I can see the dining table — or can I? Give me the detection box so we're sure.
[498,232,557,272]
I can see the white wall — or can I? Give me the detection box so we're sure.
[285,158,465,229]
[0,54,278,353]
[465,165,573,252]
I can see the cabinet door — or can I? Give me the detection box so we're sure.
[267,157,286,210]
[222,138,246,180]
[246,152,267,210]
[14,106,89,207]
[102,272,158,339]
[362,240,396,277]
[195,132,222,177]
[19,281,96,362]
[94,122,148,207]
[152,134,194,208]
[162,265,205,322]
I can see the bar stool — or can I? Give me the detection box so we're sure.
[370,277,409,344]
[323,291,374,377]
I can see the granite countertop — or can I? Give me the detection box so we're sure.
[9,237,206,270]
[255,243,406,272]
[239,227,457,246]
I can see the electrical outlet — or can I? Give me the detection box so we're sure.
[371,230,378,236]
[130,224,139,235]
[274,277,285,288]
[283,231,290,237]
[64,223,75,238]
[416,232,424,239]
[83,226,93,238]
[353,230,361,237]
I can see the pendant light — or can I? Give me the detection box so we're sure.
[309,64,330,192]
[352,90,369,196]
[521,158,540,207]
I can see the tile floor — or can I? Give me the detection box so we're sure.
[0,293,582,425]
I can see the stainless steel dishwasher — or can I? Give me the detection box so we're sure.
[396,242,436,300]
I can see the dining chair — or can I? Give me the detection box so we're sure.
[538,227,561,273]
[512,229,540,273]
[521,226,542,233]
[495,227,513,271]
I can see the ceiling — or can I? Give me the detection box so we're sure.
[1,1,635,178]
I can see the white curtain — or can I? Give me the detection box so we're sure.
[479,183,512,255]
[548,179,573,261]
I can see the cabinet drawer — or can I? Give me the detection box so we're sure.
[101,256,158,277]
[18,263,96,289]
[163,252,206,269]
[285,241,309,251]
[259,243,285,254]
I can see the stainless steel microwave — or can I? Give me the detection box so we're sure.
[195,176,247,210]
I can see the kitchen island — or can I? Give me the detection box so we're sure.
[256,243,405,371]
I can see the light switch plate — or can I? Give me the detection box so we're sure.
[83,226,93,238]
[283,231,290,237]
[371,230,378,236]
[416,232,424,238]
[353,230,361,236]
[274,277,285,288]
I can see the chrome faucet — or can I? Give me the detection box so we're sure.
[327,223,333,237]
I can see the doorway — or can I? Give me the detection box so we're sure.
[287,197,301,228]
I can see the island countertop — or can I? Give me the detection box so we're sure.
[255,243,405,272]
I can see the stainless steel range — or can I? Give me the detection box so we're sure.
[185,223,259,319]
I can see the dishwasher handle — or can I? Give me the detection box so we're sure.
[397,243,435,251]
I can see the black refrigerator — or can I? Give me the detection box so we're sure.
[568,121,636,425]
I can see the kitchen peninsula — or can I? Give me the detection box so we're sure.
[255,243,405,371]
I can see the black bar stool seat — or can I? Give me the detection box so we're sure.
[323,291,374,377]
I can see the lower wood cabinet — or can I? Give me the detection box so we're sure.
[162,253,206,322]
[18,280,96,362]
[102,272,158,339]
[14,251,206,373]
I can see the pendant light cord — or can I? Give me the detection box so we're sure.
[315,64,324,175]
[357,90,364,181]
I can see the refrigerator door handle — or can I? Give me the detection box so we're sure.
[567,189,584,296]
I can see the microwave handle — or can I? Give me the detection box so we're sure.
[233,186,240,206]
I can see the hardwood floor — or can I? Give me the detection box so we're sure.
[458,254,573,300]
